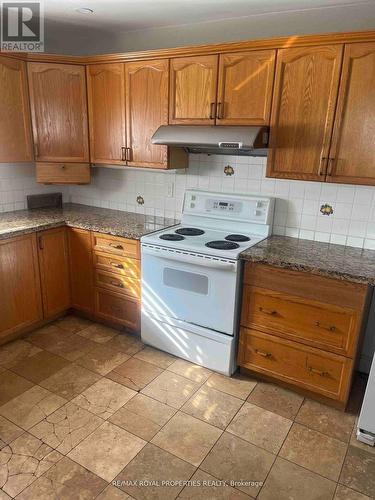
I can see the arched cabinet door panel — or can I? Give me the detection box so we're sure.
[0,56,33,162]
[327,42,375,185]
[27,62,89,163]
[267,45,343,181]
[87,63,126,165]
[217,50,276,125]
[169,55,218,125]
[125,59,169,168]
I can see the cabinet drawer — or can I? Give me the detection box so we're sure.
[36,163,90,184]
[92,233,139,259]
[241,286,358,356]
[93,251,140,279]
[238,327,353,402]
[95,270,140,299]
[95,288,139,330]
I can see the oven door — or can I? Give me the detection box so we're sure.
[141,245,239,335]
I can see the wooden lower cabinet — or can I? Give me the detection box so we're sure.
[239,327,353,403]
[68,228,94,314]
[238,263,369,406]
[92,232,141,330]
[94,288,140,331]
[0,234,43,340]
[38,227,71,318]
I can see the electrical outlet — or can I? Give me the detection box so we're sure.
[167,182,174,198]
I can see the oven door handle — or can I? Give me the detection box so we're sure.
[142,246,237,271]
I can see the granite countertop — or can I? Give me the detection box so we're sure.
[0,203,178,241]
[241,235,375,285]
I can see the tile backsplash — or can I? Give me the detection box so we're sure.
[2,157,375,250]
[69,154,375,250]
[0,163,69,212]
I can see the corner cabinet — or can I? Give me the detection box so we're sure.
[87,63,126,165]
[266,45,343,181]
[0,234,43,341]
[27,62,90,163]
[37,227,71,318]
[327,42,375,185]
[0,56,33,163]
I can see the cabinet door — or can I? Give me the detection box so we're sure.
[266,45,343,181]
[327,42,375,185]
[125,59,169,168]
[217,50,276,125]
[169,55,218,124]
[0,56,33,162]
[0,234,43,340]
[38,227,71,318]
[28,63,89,162]
[68,228,94,314]
[87,63,126,165]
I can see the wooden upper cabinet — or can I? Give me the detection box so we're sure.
[327,42,375,185]
[87,63,126,165]
[0,234,42,341]
[169,55,218,124]
[217,50,276,125]
[267,45,343,181]
[27,62,89,163]
[125,59,169,168]
[38,227,71,318]
[0,56,33,163]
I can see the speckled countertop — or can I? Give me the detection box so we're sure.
[241,235,375,285]
[0,203,178,241]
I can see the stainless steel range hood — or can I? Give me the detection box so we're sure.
[151,125,268,156]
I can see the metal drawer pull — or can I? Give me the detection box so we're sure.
[315,321,336,332]
[109,243,124,250]
[307,366,329,377]
[111,262,124,269]
[255,349,272,358]
[110,280,124,288]
[259,307,277,316]
[121,147,126,161]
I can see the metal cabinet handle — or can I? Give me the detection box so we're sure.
[121,147,126,162]
[38,236,43,250]
[209,102,216,120]
[111,262,124,269]
[315,321,336,332]
[307,366,329,377]
[259,307,277,316]
[125,147,131,162]
[109,243,124,250]
[60,164,66,170]
[216,102,224,119]
[110,280,124,288]
[34,143,39,158]
[255,349,272,358]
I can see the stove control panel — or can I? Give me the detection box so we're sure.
[183,190,274,226]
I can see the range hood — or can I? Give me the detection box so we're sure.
[151,125,268,156]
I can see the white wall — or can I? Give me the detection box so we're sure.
[0,164,69,212]
[69,154,375,250]
[45,3,375,55]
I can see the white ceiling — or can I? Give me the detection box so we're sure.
[45,0,374,31]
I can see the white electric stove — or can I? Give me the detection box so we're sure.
[140,189,275,375]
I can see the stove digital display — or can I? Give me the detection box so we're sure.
[219,202,228,207]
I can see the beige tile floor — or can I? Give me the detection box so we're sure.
[0,314,374,500]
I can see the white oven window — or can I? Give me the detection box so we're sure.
[163,267,209,295]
